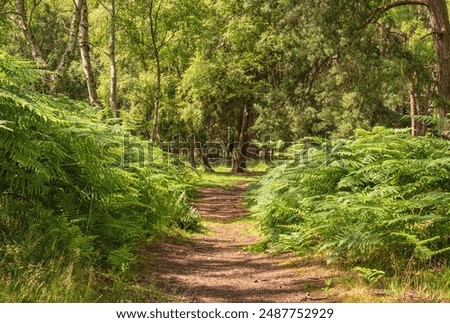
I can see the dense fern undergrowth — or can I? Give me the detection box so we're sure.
[0,52,200,302]
[249,127,450,286]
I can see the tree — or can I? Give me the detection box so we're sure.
[79,0,102,108]
[109,0,118,118]
[12,0,82,92]
[148,0,163,144]
[372,0,450,132]
[427,0,450,129]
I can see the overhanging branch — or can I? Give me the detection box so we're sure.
[367,0,428,24]
[380,0,428,14]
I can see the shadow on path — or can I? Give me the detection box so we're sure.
[139,184,340,303]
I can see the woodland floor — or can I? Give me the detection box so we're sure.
[136,182,348,303]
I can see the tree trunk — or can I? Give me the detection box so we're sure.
[53,0,83,92]
[200,145,214,172]
[149,0,161,144]
[14,0,82,92]
[232,103,251,173]
[150,59,161,143]
[408,83,419,136]
[14,0,49,69]
[427,0,450,131]
[109,0,119,118]
[188,135,196,169]
[374,1,450,131]
[79,0,102,109]
[419,85,432,136]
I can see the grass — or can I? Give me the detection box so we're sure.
[192,161,268,188]
[0,259,98,302]
[270,252,450,302]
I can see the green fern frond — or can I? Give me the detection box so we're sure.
[249,127,450,273]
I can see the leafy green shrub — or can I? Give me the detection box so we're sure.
[0,52,195,301]
[249,127,450,274]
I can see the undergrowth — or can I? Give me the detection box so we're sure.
[0,52,201,302]
[249,127,450,295]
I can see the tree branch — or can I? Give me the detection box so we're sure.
[381,0,427,13]
[367,0,428,24]
[14,0,49,69]
[97,0,113,15]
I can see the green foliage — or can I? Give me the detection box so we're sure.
[0,52,196,301]
[352,267,386,287]
[174,205,205,232]
[249,127,450,275]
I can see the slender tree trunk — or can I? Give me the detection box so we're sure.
[79,0,101,109]
[14,0,82,92]
[419,85,432,136]
[232,103,251,173]
[14,0,49,69]
[188,135,196,169]
[427,0,450,132]
[109,0,119,118]
[53,0,82,92]
[150,57,161,143]
[149,0,161,144]
[200,144,214,172]
[408,83,418,136]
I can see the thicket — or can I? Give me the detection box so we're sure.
[0,52,199,302]
[250,127,450,280]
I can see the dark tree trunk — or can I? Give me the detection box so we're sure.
[427,0,450,131]
[188,135,196,169]
[198,139,214,172]
[232,103,251,173]
[200,150,214,172]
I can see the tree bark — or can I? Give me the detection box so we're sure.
[427,0,450,131]
[79,0,101,109]
[53,0,83,92]
[109,0,119,118]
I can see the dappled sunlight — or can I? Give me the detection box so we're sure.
[139,183,339,303]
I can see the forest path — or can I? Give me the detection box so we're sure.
[139,183,341,303]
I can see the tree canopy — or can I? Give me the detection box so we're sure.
[2,0,450,162]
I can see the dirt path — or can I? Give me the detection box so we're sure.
[139,184,341,303]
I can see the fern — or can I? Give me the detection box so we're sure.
[0,52,196,301]
[249,127,450,274]
[352,267,385,286]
